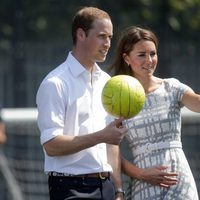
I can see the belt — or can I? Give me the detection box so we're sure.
[132,141,182,157]
[48,171,110,180]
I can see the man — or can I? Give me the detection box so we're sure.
[36,6,127,200]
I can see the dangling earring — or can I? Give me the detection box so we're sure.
[127,63,131,68]
[125,62,129,67]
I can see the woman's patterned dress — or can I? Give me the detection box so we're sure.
[124,78,199,200]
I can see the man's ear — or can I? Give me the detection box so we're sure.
[76,28,86,42]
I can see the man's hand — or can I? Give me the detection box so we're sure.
[101,117,128,145]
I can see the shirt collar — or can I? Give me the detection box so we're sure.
[67,52,102,78]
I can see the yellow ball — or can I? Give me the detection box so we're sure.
[101,75,145,119]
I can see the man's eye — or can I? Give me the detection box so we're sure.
[138,54,145,57]
[99,34,106,39]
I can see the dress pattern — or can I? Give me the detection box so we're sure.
[124,78,199,200]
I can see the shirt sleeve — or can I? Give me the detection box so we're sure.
[36,78,67,145]
[105,114,115,125]
[169,78,192,107]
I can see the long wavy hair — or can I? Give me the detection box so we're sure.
[109,26,158,76]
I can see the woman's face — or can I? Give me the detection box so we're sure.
[123,40,158,79]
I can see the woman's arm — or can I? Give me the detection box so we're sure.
[182,90,200,112]
[121,157,178,188]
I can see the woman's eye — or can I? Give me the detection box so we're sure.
[150,52,156,57]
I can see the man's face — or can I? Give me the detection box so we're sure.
[84,18,113,63]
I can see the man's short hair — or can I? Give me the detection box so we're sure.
[72,7,111,45]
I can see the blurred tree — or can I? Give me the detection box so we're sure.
[1,0,200,45]
[0,0,200,106]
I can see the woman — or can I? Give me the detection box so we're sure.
[110,26,200,199]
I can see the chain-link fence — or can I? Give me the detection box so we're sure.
[0,108,199,200]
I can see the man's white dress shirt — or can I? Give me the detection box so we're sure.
[36,52,112,174]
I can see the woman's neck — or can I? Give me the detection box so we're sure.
[137,76,162,95]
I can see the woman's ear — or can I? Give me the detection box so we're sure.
[123,53,129,66]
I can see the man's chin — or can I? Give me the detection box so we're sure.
[96,56,107,63]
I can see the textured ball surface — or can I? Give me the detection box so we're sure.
[101,75,145,119]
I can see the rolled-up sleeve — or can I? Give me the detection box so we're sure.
[36,78,67,145]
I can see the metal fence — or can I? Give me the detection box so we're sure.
[0,108,199,200]
[0,39,200,108]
